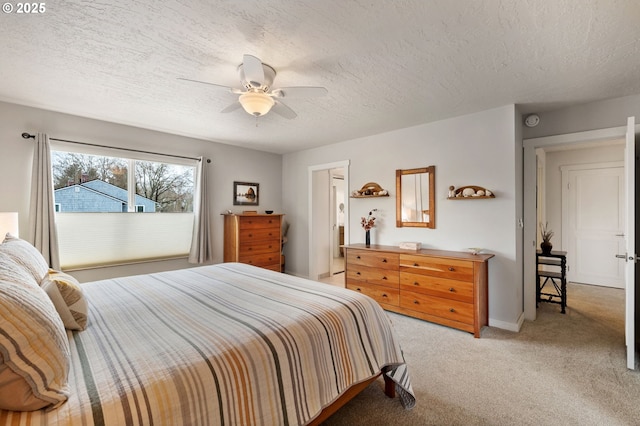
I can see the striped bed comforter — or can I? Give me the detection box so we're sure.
[1,262,414,425]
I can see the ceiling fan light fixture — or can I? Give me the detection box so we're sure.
[239,92,275,117]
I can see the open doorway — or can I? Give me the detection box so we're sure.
[524,121,638,369]
[537,142,625,288]
[330,171,345,277]
[308,160,350,283]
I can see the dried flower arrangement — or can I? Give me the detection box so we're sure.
[540,222,554,243]
[361,209,377,230]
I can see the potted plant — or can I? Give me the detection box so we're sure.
[540,222,554,254]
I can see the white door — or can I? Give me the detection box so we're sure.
[624,117,636,370]
[565,165,625,288]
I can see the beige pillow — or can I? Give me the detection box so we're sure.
[42,269,88,331]
[0,253,70,411]
[0,234,49,283]
[0,248,38,286]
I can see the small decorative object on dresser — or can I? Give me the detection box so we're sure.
[344,244,494,337]
[223,213,284,272]
[360,209,377,247]
[399,242,422,251]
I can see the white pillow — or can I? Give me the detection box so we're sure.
[0,234,49,283]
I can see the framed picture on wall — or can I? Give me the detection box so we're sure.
[233,181,259,206]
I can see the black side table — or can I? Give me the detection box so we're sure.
[536,250,567,314]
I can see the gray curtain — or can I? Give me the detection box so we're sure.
[188,157,212,264]
[29,133,60,269]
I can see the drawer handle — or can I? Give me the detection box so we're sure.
[382,276,387,280]
[248,247,253,251]
[382,258,387,263]
[449,287,455,292]
[248,233,253,237]
[448,267,455,271]
[414,263,419,267]
[356,272,361,275]
[356,288,361,292]
[382,294,388,298]
[413,300,419,305]
[449,308,455,313]
[413,282,420,286]
[356,255,361,259]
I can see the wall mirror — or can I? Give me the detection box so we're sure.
[396,166,435,228]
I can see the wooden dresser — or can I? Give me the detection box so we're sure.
[223,214,284,272]
[344,244,493,337]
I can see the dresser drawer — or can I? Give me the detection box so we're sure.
[239,228,281,243]
[347,249,399,269]
[347,266,399,288]
[239,252,281,267]
[239,240,280,256]
[347,283,399,306]
[400,291,474,325]
[239,216,281,230]
[400,272,473,302]
[400,254,474,281]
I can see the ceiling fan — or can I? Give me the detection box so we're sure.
[179,54,328,119]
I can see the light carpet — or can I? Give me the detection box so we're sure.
[323,282,640,425]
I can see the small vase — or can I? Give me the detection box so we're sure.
[540,241,552,254]
[365,230,371,247]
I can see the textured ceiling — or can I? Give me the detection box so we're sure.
[1,0,639,154]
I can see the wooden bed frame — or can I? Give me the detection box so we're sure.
[308,373,395,425]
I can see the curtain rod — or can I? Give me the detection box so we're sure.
[21,133,210,163]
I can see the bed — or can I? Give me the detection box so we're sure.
[0,237,414,426]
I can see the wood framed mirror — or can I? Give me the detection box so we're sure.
[396,166,435,228]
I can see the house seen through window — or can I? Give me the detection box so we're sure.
[51,149,197,269]
[52,151,194,213]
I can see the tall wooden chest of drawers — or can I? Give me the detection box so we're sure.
[223,214,284,272]
[344,244,493,337]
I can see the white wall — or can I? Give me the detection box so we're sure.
[523,93,640,139]
[0,101,282,282]
[283,105,523,329]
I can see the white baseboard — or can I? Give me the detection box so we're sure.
[489,312,524,333]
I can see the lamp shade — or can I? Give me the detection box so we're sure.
[0,212,19,239]
[239,92,275,117]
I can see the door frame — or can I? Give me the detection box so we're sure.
[524,125,634,321]
[308,160,350,281]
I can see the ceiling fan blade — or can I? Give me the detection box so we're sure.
[242,54,265,88]
[221,102,242,113]
[271,86,328,98]
[177,77,234,92]
[271,100,297,119]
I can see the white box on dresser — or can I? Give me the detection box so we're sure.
[344,244,494,337]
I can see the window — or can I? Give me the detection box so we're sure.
[51,147,197,269]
